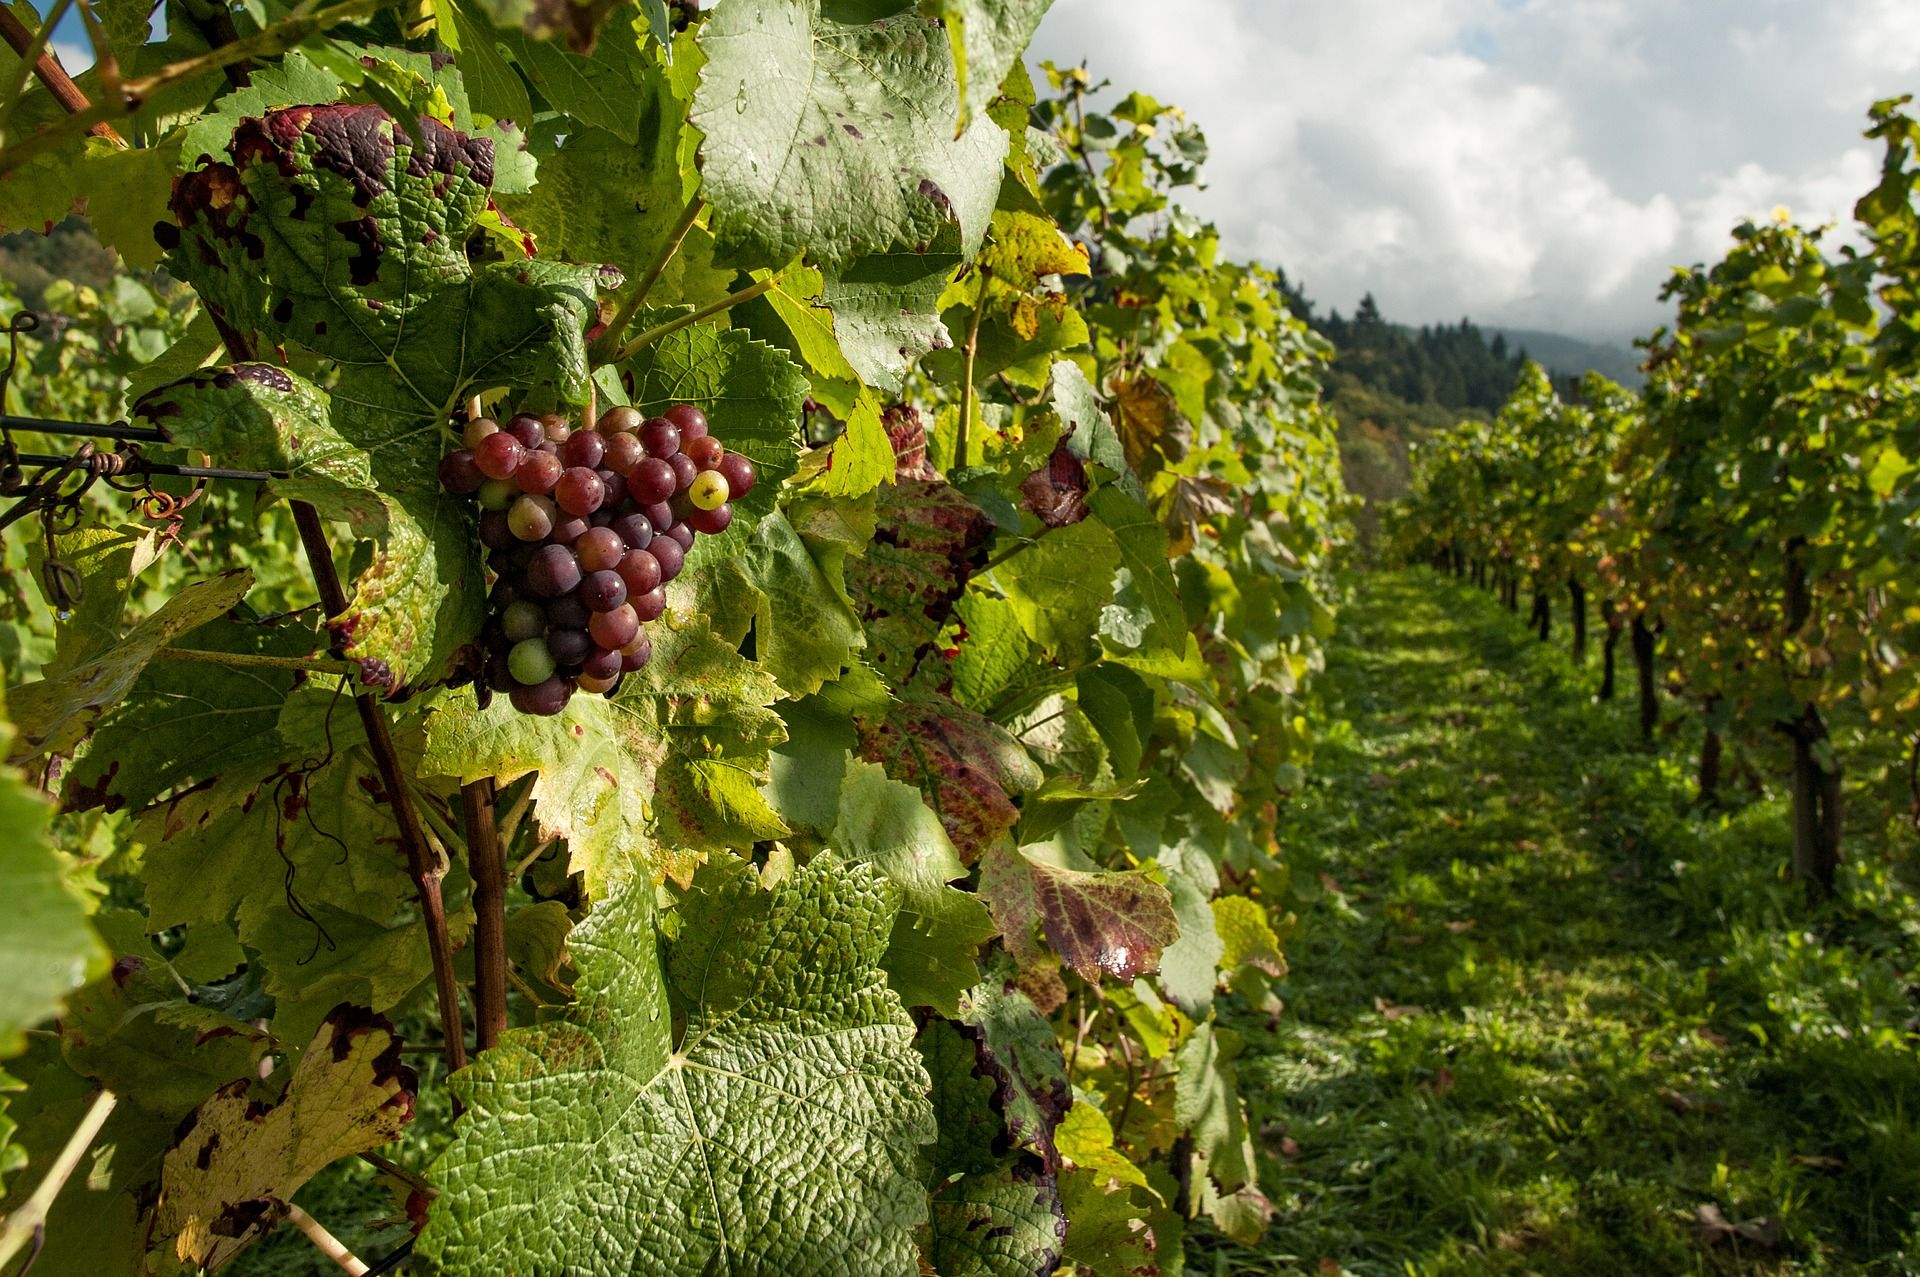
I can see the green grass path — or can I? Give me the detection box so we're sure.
[1203,569,1920,1276]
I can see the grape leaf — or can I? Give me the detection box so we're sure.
[146,1006,417,1272]
[175,52,346,165]
[495,12,654,143]
[1090,486,1184,657]
[845,478,993,686]
[950,589,1031,711]
[420,855,935,1275]
[988,518,1120,659]
[7,569,253,763]
[930,1163,1068,1277]
[856,692,1041,862]
[830,759,996,1014]
[692,0,1006,269]
[920,0,1052,124]
[956,967,1070,1170]
[0,702,106,1057]
[686,509,864,698]
[1172,1021,1269,1242]
[421,614,787,894]
[1212,895,1287,978]
[1155,863,1223,1016]
[979,845,1180,984]
[820,235,962,394]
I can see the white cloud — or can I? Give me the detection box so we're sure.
[1028,0,1920,338]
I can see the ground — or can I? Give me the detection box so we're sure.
[1201,569,1920,1277]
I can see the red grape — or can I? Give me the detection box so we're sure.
[546,627,593,666]
[684,435,724,470]
[527,545,582,597]
[589,604,640,649]
[631,587,667,622]
[547,594,592,628]
[650,535,685,582]
[666,523,695,551]
[631,458,676,504]
[509,677,572,716]
[550,515,589,546]
[620,631,653,672]
[665,404,708,439]
[506,413,545,448]
[440,450,485,493]
[612,513,654,549]
[479,509,514,550]
[555,467,606,517]
[668,453,699,492]
[539,413,571,445]
[687,502,733,536]
[561,431,605,470]
[463,417,501,449]
[639,417,681,458]
[598,405,643,435]
[475,431,526,480]
[616,548,662,595]
[508,494,558,542]
[597,468,629,508]
[579,570,628,613]
[718,452,757,498]
[577,671,619,694]
[603,432,643,475]
[576,527,626,572]
[581,646,622,680]
[515,450,563,494]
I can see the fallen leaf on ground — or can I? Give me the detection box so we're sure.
[1445,920,1478,934]
[1693,1203,1781,1248]
[1373,998,1424,1021]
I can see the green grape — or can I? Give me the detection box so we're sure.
[688,470,730,512]
[508,637,558,686]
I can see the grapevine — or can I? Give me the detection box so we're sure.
[0,4,1347,1276]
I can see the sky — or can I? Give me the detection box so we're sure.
[1027,0,1920,340]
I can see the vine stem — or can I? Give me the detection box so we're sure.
[461,777,508,1052]
[0,1089,117,1270]
[954,269,989,469]
[612,275,776,364]
[0,0,390,176]
[0,1,122,144]
[592,195,704,364]
[286,1204,369,1276]
[156,646,361,677]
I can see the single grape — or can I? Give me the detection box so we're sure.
[477,477,519,511]
[650,534,685,582]
[598,468,629,508]
[506,413,545,449]
[581,646,623,680]
[546,626,594,666]
[479,509,514,550]
[718,452,757,498]
[577,670,620,695]
[463,417,501,449]
[475,431,526,480]
[620,631,653,672]
[508,637,558,685]
[526,544,582,597]
[550,515,589,546]
[555,467,606,517]
[508,494,559,542]
[684,435,724,471]
[598,405,643,435]
[439,450,486,494]
[638,417,681,458]
[489,577,518,607]
[688,470,730,511]
[579,569,629,613]
[603,432,643,475]
[667,452,699,492]
[509,676,572,717]
[631,586,667,622]
[576,526,626,572]
[560,431,605,470]
[616,547,662,595]
[501,599,547,642]
[539,413,571,444]
[665,403,708,439]
[611,512,653,549]
[642,500,675,532]
[631,458,676,505]
[547,594,592,629]
[687,502,733,536]
[515,450,563,495]
[666,522,695,551]
[589,603,640,650]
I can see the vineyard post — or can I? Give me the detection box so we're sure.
[1631,612,1658,742]
[1531,583,1549,641]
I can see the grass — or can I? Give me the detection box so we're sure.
[1195,568,1920,1277]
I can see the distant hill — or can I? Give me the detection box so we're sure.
[1491,327,1645,388]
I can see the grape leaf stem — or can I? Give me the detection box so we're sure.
[954,267,989,469]
[611,274,777,364]
[155,645,361,677]
[0,0,122,147]
[0,1089,118,1270]
[286,1204,369,1276]
[592,195,704,364]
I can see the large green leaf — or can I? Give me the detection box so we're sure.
[421,855,934,1275]
[692,0,1006,269]
[820,236,962,394]
[421,614,787,894]
[0,705,106,1058]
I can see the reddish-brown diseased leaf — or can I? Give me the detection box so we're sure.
[980,845,1180,983]
[846,482,993,686]
[884,402,938,480]
[956,971,1071,1171]
[856,694,1040,863]
[147,1004,416,1272]
[1019,435,1090,529]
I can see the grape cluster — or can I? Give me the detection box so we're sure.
[439,403,756,716]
